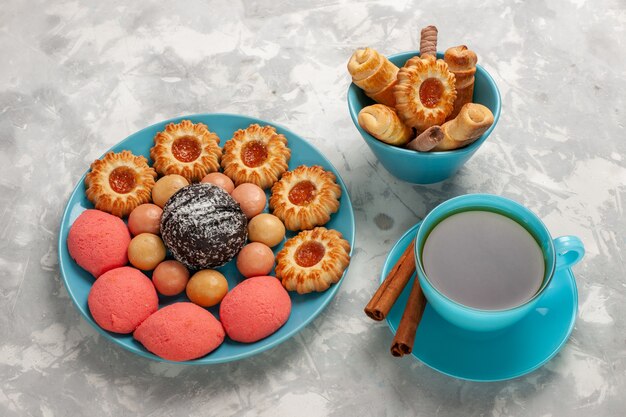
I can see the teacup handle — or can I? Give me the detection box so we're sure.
[553,236,585,270]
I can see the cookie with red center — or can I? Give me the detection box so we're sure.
[150,120,222,183]
[85,151,157,217]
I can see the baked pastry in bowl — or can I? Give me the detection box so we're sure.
[85,150,157,217]
[275,227,351,294]
[269,165,341,231]
[221,124,291,189]
[394,55,456,132]
[150,120,222,183]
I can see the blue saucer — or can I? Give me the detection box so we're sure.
[383,222,578,381]
[58,113,355,364]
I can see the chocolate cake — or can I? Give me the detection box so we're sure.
[161,183,247,269]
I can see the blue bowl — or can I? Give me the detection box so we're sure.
[58,113,355,364]
[347,51,501,184]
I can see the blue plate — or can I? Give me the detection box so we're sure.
[58,113,355,364]
[383,222,577,381]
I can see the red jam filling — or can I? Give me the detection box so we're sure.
[295,241,326,267]
[109,167,136,194]
[288,181,316,206]
[241,141,268,167]
[172,136,202,163]
[419,78,444,108]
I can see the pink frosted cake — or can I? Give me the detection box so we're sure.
[134,302,225,361]
[87,266,158,334]
[67,209,130,277]
[219,276,291,343]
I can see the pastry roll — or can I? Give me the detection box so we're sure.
[405,126,444,152]
[403,25,438,68]
[444,45,478,119]
[348,48,399,107]
[432,103,494,151]
[358,104,413,146]
[419,25,438,58]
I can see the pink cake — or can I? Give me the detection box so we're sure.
[87,267,158,334]
[67,209,131,278]
[219,276,291,343]
[134,302,225,361]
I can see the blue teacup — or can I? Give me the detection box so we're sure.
[347,51,501,184]
[414,194,585,332]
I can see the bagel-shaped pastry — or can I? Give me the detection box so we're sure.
[221,124,291,189]
[85,150,157,217]
[394,55,457,132]
[275,227,351,294]
[269,165,341,231]
[150,120,222,183]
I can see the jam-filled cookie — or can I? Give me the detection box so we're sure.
[275,227,351,294]
[85,150,157,217]
[269,165,341,231]
[394,55,457,132]
[150,120,222,183]
[221,124,291,189]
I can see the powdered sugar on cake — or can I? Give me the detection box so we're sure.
[161,183,248,269]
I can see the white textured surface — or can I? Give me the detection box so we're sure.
[1,0,625,416]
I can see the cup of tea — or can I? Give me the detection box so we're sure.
[414,194,585,332]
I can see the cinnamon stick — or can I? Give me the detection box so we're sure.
[364,240,416,321]
[390,276,427,357]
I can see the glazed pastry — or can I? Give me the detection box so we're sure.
[444,45,478,119]
[394,55,456,132]
[85,150,157,217]
[403,56,425,68]
[433,103,494,151]
[275,227,351,294]
[348,48,399,107]
[150,120,222,183]
[269,165,341,231]
[357,104,413,146]
[221,124,291,189]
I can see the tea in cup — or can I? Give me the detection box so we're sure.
[414,194,584,331]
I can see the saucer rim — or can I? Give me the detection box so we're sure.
[382,221,578,382]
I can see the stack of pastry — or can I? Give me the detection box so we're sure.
[348,25,494,152]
